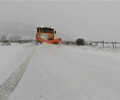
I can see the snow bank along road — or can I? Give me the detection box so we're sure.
[1,44,120,100]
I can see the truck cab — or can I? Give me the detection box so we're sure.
[36,26,61,44]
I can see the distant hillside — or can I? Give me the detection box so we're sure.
[0,22,36,40]
[0,22,72,41]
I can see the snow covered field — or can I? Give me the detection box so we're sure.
[0,43,120,100]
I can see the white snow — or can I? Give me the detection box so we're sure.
[0,43,35,85]
[0,44,118,100]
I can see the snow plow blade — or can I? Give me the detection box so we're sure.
[38,38,61,44]
[48,38,61,44]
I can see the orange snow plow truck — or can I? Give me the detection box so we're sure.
[36,26,61,44]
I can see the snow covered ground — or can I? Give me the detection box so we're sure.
[0,43,35,84]
[0,43,120,100]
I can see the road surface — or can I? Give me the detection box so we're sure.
[8,44,120,100]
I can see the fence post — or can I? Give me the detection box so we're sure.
[102,41,104,48]
[96,41,98,47]
[115,42,117,48]
[112,42,114,49]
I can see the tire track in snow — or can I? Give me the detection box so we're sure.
[0,52,34,100]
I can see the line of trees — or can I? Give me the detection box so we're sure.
[0,35,119,48]
[61,38,85,46]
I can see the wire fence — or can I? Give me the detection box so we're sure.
[91,41,120,48]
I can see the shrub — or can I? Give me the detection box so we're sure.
[76,38,85,45]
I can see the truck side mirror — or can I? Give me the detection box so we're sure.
[55,31,56,34]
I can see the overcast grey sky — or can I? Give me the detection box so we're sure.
[0,0,120,41]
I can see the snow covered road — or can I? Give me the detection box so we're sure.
[6,44,120,100]
[0,43,35,100]
[0,55,31,100]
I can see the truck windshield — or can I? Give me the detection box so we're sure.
[40,28,54,33]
